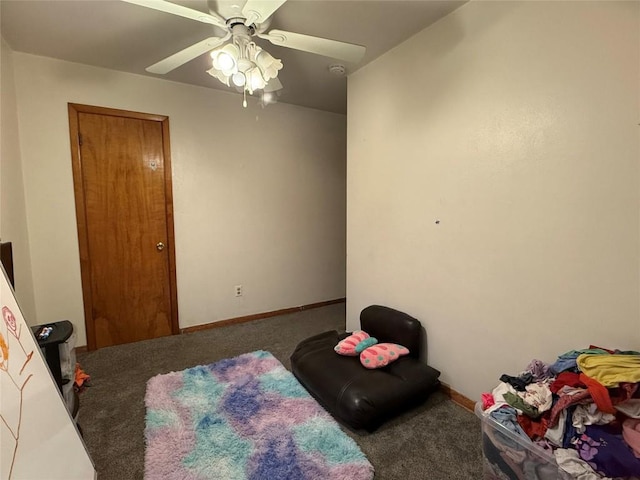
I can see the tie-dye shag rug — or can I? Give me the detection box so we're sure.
[144,350,374,480]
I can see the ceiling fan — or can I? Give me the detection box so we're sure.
[122,0,366,107]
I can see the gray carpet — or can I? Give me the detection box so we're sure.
[77,303,483,479]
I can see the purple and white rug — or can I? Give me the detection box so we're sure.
[144,350,374,480]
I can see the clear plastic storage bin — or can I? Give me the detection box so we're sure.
[475,403,572,480]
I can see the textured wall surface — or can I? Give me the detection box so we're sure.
[0,39,36,321]
[347,1,640,400]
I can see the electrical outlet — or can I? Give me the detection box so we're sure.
[235,285,243,297]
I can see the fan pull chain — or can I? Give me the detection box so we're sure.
[243,89,247,108]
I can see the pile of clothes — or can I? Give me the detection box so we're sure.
[479,346,640,479]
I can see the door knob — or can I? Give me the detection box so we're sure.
[156,242,165,251]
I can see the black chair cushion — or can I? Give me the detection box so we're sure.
[360,305,423,359]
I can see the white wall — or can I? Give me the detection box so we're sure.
[347,1,640,401]
[11,53,346,346]
[0,38,37,322]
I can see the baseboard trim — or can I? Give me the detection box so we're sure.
[74,298,346,350]
[440,382,476,412]
[180,298,346,335]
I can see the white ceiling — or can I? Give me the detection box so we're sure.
[0,0,466,114]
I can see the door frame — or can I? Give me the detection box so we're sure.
[68,103,179,350]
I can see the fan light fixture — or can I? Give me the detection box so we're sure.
[124,0,367,110]
[207,23,283,108]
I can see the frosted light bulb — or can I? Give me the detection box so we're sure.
[217,52,235,72]
[232,72,246,87]
[250,72,265,91]
[244,68,266,94]
[211,44,240,75]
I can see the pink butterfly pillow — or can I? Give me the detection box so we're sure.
[334,330,369,356]
[334,331,410,369]
[360,343,409,369]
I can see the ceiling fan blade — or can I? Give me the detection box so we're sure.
[258,30,366,63]
[121,0,227,28]
[242,0,287,26]
[146,35,229,74]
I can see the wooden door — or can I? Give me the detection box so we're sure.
[68,104,179,350]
